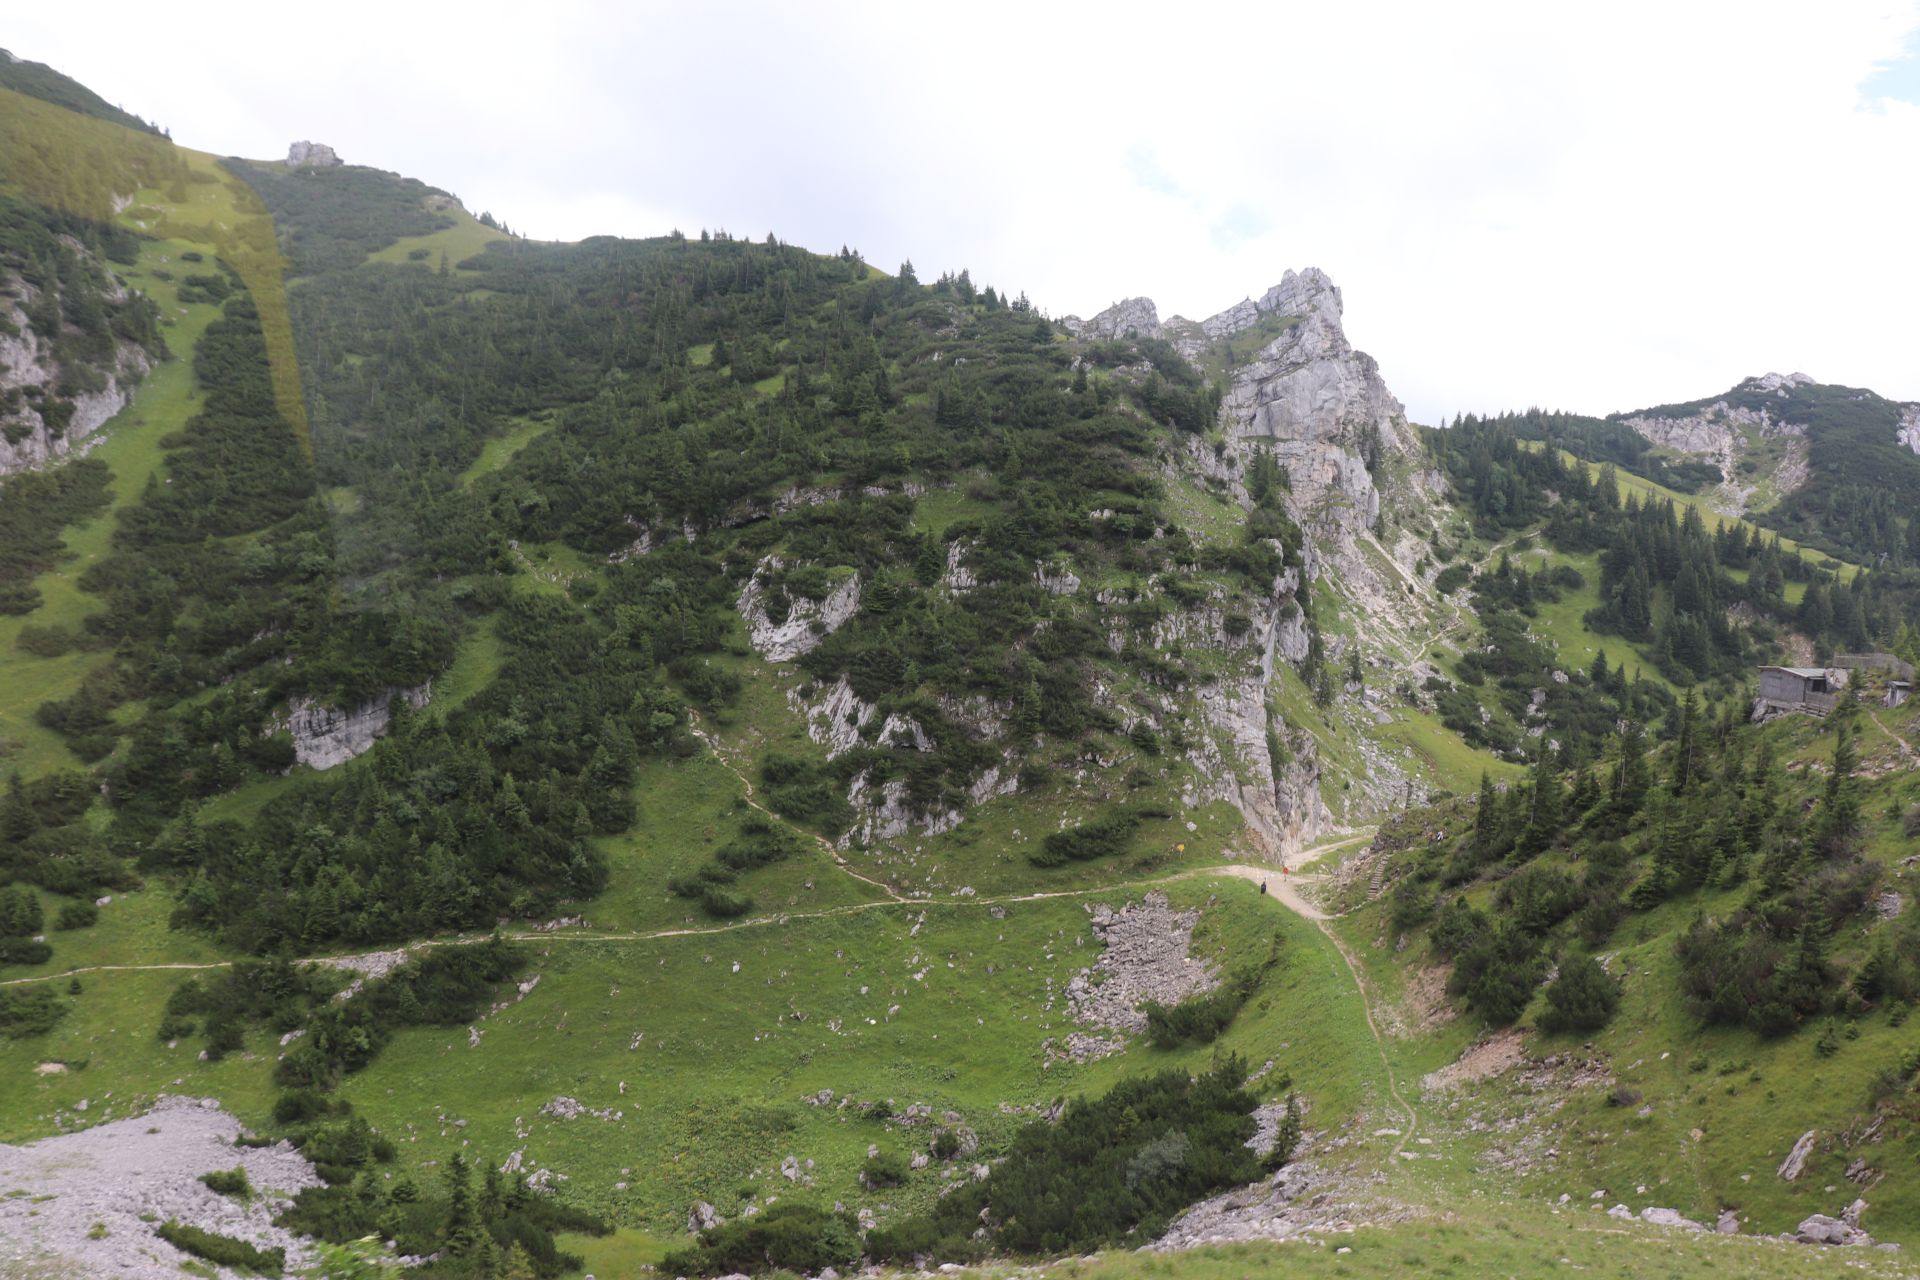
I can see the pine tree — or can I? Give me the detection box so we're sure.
[0,772,34,843]
[1853,937,1897,1003]
[1671,690,1698,795]
[503,1242,538,1280]
[1538,951,1620,1033]
[1519,752,1563,859]
[1272,1092,1303,1166]
[1780,914,1835,1021]
[1472,771,1500,861]
[444,1152,483,1256]
[1812,722,1862,856]
[1013,669,1043,742]
[1604,721,1650,829]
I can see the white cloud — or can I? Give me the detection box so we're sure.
[10,0,1919,422]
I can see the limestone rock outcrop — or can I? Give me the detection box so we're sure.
[1208,270,1414,543]
[273,684,431,771]
[1777,1129,1817,1181]
[1061,296,1160,341]
[736,557,861,662]
[1795,1199,1877,1248]
[286,140,342,168]
[0,273,152,476]
[1619,392,1809,516]
[1066,266,1439,850]
[1898,404,1920,456]
[1747,371,1817,394]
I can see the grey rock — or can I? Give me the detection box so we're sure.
[286,140,342,167]
[1778,1129,1818,1181]
[1898,404,1920,456]
[1035,559,1081,596]
[0,1095,323,1279]
[1796,1214,1869,1246]
[0,274,153,477]
[737,556,860,662]
[1065,892,1216,1039]
[1061,297,1160,341]
[270,683,431,771]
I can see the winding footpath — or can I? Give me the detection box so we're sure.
[686,708,908,904]
[1,721,1421,1160]
[1205,835,1421,1160]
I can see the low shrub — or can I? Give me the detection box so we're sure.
[155,1220,283,1275]
[0,986,66,1035]
[1029,807,1170,867]
[662,1202,861,1276]
[869,1059,1263,1262]
[862,1149,908,1187]
[199,1167,252,1198]
[54,901,98,930]
[1537,952,1621,1034]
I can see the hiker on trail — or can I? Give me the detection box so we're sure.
[1282,863,1289,877]
[1259,880,1267,895]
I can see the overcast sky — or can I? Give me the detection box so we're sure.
[11,1,1920,424]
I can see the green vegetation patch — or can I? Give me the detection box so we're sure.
[868,1059,1277,1263]
[155,1220,282,1275]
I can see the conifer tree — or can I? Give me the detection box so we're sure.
[1519,752,1563,859]
[1812,720,1862,855]
[1670,690,1698,795]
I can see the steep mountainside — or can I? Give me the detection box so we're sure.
[1615,372,1920,562]
[0,47,162,135]
[0,194,164,475]
[1068,269,1453,845]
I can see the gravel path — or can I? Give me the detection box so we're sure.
[0,1095,323,1278]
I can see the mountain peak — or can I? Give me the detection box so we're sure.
[1064,268,1348,350]
[286,140,343,168]
[1742,371,1817,394]
[1060,296,1160,341]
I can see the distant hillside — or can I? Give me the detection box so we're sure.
[1614,373,1920,563]
[0,47,161,135]
[225,157,464,275]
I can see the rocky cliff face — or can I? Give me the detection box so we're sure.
[1061,296,1161,341]
[755,270,1445,860]
[1618,374,1817,515]
[737,558,862,663]
[1898,404,1920,457]
[274,685,431,771]
[1182,270,1437,849]
[285,140,342,168]
[1066,270,1444,854]
[1206,269,1416,538]
[0,269,153,476]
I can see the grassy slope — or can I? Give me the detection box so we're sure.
[341,877,1376,1237]
[363,203,505,274]
[0,235,262,775]
[1536,443,1857,578]
[0,89,306,775]
[459,414,553,487]
[1040,1208,1915,1280]
[1329,701,1920,1250]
